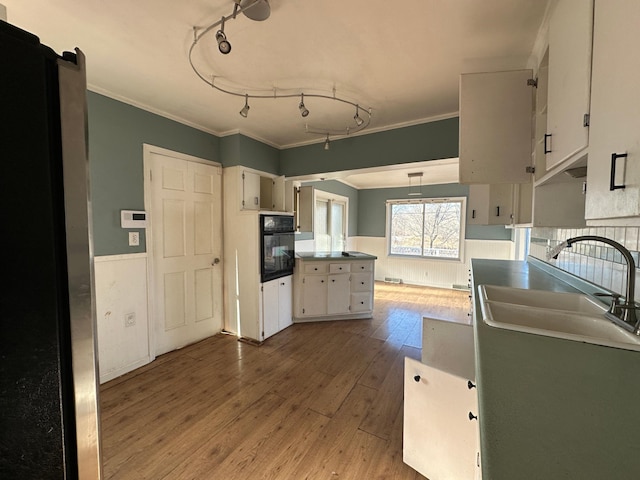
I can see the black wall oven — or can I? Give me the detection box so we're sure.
[260,214,295,282]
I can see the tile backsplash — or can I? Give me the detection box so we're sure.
[530,226,640,298]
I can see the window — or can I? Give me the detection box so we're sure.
[388,197,465,260]
[315,191,347,251]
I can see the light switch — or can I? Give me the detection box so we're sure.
[129,231,140,246]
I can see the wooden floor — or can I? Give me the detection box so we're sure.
[100,282,470,480]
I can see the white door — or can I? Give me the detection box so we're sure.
[147,148,223,355]
[261,279,280,340]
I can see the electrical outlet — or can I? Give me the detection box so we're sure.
[125,312,136,327]
[129,231,140,246]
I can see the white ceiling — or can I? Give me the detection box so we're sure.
[2,0,549,149]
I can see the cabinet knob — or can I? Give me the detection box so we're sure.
[468,380,476,389]
[321,280,324,283]
[360,301,364,305]
[469,412,478,421]
[332,279,335,282]
[314,267,318,271]
[413,375,421,383]
[281,282,285,286]
[361,282,365,285]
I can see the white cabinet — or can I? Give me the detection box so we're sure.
[545,0,594,171]
[227,166,286,212]
[261,276,293,340]
[404,358,481,480]
[241,170,261,210]
[459,69,534,184]
[467,184,514,226]
[294,258,375,321]
[585,0,640,223]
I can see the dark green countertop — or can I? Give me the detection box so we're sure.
[295,251,377,261]
[472,258,640,480]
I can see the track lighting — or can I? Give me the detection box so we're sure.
[299,94,309,117]
[189,1,373,140]
[354,105,364,126]
[239,94,250,117]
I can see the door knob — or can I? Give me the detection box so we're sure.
[212,257,220,265]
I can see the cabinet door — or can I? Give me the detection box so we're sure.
[278,275,292,330]
[404,358,480,480]
[327,273,350,314]
[242,170,260,210]
[261,280,280,340]
[488,184,514,225]
[301,275,328,316]
[272,176,285,212]
[545,0,593,170]
[585,0,640,221]
[351,272,373,293]
[296,186,314,232]
[467,185,490,225]
[459,70,533,184]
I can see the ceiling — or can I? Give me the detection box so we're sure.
[2,0,549,188]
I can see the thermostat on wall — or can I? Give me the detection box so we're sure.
[121,210,147,228]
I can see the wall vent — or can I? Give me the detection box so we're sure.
[384,277,402,284]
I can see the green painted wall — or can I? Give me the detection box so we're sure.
[357,184,512,241]
[220,134,279,174]
[88,92,220,256]
[279,117,459,177]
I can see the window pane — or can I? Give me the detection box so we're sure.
[315,199,330,251]
[390,204,424,256]
[331,202,345,251]
[422,202,461,258]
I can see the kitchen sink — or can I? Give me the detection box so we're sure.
[478,285,640,351]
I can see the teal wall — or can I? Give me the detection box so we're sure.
[220,134,279,174]
[357,184,513,241]
[87,93,507,257]
[88,92,220,256]
[279,117,459,176]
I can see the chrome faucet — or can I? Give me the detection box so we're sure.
[551,236,639,335]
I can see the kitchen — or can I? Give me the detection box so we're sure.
[2,0,640,478]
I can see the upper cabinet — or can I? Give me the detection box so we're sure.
[585,0,640,223]
[459,69,534,184]
[544,0,594,171]
[225,166,288,212]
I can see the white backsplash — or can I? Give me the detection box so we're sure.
[530,226,640,298]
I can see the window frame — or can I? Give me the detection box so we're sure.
[314,189,348,252]
[386,196,466,262]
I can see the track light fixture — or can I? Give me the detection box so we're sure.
[239,94,250,117]
[299,94,310,118]
[354,105,364,127]
[215,18,231,54]
[189,1,373,147]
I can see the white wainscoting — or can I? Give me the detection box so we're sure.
[94,253,151,383]
[354,237,515,288]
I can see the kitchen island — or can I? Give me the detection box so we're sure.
[472,257,640,480]
[293,252,377,322]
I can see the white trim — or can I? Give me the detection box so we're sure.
[280,111,459,149]
[94,252,147,262]
[142,144,222,169]
[100,357,151,384]
[386,196,467,263]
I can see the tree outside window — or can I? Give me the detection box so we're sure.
[389,199,464,260]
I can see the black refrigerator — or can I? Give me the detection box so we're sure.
[0,21,102,479]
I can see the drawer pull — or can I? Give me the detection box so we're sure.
[332,279,335,283]
[544,133,552,154]
[361,282,365,285]
[468,380,476,389]
[610,152,628,191]
[413,375,421,382]
[469,412,478,421]
[360,301,364,305]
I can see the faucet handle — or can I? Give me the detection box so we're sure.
[595,292,622,314]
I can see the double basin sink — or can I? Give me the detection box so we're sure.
[478,285,640,351]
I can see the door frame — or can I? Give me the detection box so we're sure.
[142,143,223,359]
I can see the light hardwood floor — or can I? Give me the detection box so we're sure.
[100,282,470,479]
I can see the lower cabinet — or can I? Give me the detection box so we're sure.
[261,276,292,340]
[294,258,375,321]
[403,357,481,480]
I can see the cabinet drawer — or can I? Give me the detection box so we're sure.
[329,263,351,274]
[351,273,373,292]
[303,263,328,274]
[350,292,372,312]
[352,261,373,272]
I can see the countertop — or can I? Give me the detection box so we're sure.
[472,257,640,480]
[295,251,377,261]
